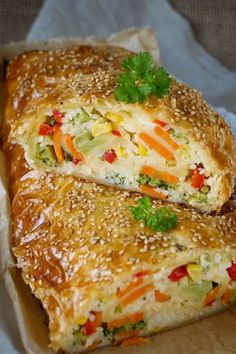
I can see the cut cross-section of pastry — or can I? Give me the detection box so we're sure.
[10,45,236,212]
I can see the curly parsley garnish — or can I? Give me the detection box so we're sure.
[129,196,177,232]
[114,52,171,103]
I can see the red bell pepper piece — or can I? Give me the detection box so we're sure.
[154,119,168,128]
[84,311,102,335]
[84,321,97,335]
[168,265,188,281]
[227,262,236,280]
[112,130,122,137]
[53,110,64,123]
[103,149,117,164]
[191,167,205,189]
[38,123,54,136]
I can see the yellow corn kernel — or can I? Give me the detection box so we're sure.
[91,122,112,137]
[99,294,116,303]
[187,264,202,281]
[179,144,190,157]
[77,316,87,325]
[166,158,177,167]
[138,143,147,156]
[106,112,123,125]
[116,147,127,158]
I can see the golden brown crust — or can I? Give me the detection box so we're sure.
[2,44,236,350]
[6,45,236,178]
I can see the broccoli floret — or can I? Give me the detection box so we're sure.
[152,180,171,190]
[35,144,56,167]
[103,320,146,337]
[137,174,152,186]
[106,173,126,186]
[137,173,173,190]
[169,128,183,140]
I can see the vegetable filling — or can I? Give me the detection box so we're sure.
[69,255,236,351]
[35,107,211,207]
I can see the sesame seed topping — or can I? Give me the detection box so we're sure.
[4,43,236,293]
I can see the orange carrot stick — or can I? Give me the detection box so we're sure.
[221,282,232,305]
[64,134,83,161]
[204,285,221,306]
[107,312,144,329]
[117,277,144,298]
[115,330,140,344]
[141,166,179,185]
[116,330,139,340]
[154,125,179,150]
[139,132,173,160]
[155,290,171,302]
[140,185,166,200]
[120,284,154,307]
[121,337,148,346]
[53,124,64,162]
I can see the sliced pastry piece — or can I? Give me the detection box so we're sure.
[8,45,236,212]
[6,153,236,353]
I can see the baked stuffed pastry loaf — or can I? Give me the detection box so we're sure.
[4,148,236,353]
[8,45,236,213]
[2,51,236,351]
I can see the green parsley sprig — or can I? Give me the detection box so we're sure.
[129,196,177,232]
[114,52,171,104]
